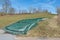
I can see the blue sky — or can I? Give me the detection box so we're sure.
[0,0,60,14]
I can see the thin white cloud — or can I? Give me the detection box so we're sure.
[47,0,56,4]
[33,0,56,4]
[31,2,57,14]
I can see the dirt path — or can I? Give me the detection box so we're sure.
[48,16,58,28]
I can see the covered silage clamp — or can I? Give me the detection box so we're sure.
[3,18,44,35]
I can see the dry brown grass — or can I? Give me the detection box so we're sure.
[16,15,60,37]
[0,13,58,37]
[57,14,60,26]
[0,13,54,28]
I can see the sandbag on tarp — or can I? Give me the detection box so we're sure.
[3,18,43,35]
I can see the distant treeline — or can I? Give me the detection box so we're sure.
[0,0,60,15]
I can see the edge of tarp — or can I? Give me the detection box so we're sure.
[3,18,45,35]
[3,18,43,28]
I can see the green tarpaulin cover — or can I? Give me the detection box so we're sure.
[3,18,43,35]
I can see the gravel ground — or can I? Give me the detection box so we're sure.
[0,30,60,40]
[0,34,16,40]
[0,34,60,40]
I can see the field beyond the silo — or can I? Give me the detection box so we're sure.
[0,13,58,37]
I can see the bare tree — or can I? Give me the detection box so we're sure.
[21,9,28,14]
[57,7,60,14]
[2,0,11,14]
[32,8,37,13]
[29,7,33,13]
[37,7,42,13]
[31,7,42,13]
[57,7,60,26]
[42,9,49,14]
[8,7,15,15]
[19,10,21,14]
